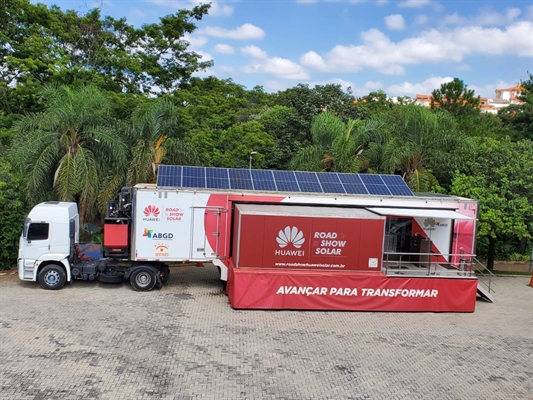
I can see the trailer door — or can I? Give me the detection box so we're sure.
[190,206,223,260]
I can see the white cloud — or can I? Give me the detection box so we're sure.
[414,14,428,25]
[146,0,233,17]
[386,76,453,97]
[385,14,406,30]
[198,24,265,40]
[213,44,234,54]
[242,58,310,80]
[443,8,523,27]
[398,0,431,8]
[183,34,209,50]
[263,80,292,93]
[241,45,268,59]
[300,21,533,74]
[195,50,213,63]
[456,64,471,71]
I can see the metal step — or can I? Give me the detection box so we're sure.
[477,284,494,303]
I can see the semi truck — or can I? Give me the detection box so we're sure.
[18,165,481,311]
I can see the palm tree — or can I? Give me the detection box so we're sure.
[289,111,381,173]
[378,104,470,192]
[125,99,199,185]
[11,84,127,222]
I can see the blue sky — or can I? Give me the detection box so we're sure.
[32,0,533,98]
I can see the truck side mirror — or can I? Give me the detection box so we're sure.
[22,217,31,240]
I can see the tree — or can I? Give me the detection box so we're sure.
[352,90,397,120]
[0,159,27,270]
[498,72,533,141]
[0,0,212,99]
[431,78,481,119]
[274,84,356,137]
[450,138,533,269]
[289,111,381,173]
[377,104,469,192]
[213,121,275,169]
[126,99,199,185]
[257,105,308,170]
[10,84,127,222]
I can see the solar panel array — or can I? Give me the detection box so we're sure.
[156,165,414,197]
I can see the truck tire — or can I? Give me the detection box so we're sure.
[38,264,67,290]
[130,267,157,291]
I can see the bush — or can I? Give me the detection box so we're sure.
[0,160,27,270]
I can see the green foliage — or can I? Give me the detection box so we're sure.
[498,72,533,141]
[126,99,198,185]
[0,0,212,116]
[0,160,27,270]
[430,78,481,119]
[213,121,275,168]
[451,137,533,269]
[290,112,381,173]
[377,104,468,192]
[258,105,308,170]
[274,84,356,136]
[353,90,397,120]
[10,84,127,222]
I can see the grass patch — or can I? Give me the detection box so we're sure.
[487,270,532,276]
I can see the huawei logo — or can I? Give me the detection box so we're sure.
[276,226,305,249]
[144,205,160,217]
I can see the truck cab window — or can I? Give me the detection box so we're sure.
[27,223,49,241]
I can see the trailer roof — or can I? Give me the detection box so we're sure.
[156,165,414,197]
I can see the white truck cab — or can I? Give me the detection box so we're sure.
[18,201,79,289]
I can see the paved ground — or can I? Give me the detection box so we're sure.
[0,265,531,400]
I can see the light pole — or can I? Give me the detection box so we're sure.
[249,151,257,169]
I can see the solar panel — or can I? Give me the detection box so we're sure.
[294,171,323,193]
[273,170,300,192]
[317,173,346,194]
[205,167,229,189]
[251,169,277,191]
[337,173,367,195]
[157,165,182,187]
[182,166,205,188]
[229,169,253,190]
[381,175,414,196]
[156,165,413,197]
[359,174,391,196]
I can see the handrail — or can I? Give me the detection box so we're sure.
[382,251,476,277]
[471,257,496,294]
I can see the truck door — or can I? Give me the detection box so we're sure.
[190,207,223,260]
[21,222,51,277]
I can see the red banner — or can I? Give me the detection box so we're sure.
[227,266,477,312]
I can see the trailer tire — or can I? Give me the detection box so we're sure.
[38,264,67,290]
[130,267,157,291]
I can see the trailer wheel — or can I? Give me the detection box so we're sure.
[130,267,157,291]
[38,264,67,290]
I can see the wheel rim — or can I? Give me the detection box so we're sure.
[44,270,60,286]
[135,271,152,288]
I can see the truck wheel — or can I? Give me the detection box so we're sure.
[130,267,157,291]
[38,264,67,290]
